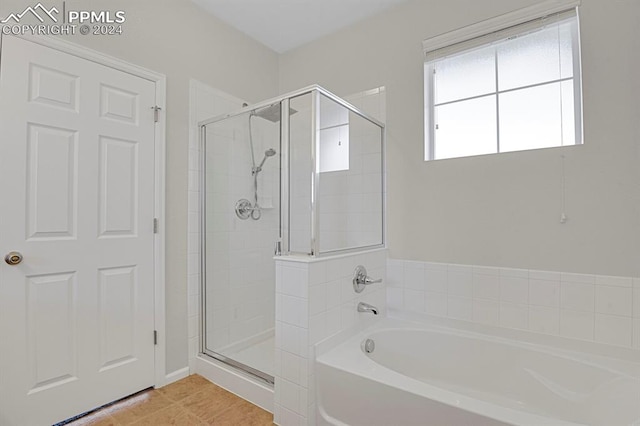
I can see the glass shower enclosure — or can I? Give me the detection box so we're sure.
[199,85,384,384]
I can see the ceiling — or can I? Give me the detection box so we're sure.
[191,0,410,53]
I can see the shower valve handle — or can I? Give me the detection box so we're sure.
[353,265,382,293]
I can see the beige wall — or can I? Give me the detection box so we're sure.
[279,0,640,277]
[0,0,280,374]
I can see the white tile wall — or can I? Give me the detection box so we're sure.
[275,249,386,426]
[473,299,499,325]
[388,258,640,350]
[288,88,386,255]
[500,302,528,330]
[594,313,633,347]
[595,285,632,316]
[560,309,594,340]
[529,279,560,307]
[199,91,280,362]
[323,90,385,252]
[561,281,594,312]
[529,305,560,335]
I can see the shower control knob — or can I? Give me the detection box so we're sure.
[353,265,383,293]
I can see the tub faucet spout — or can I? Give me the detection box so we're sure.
[357,302,378,315]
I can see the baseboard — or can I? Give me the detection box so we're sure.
[163,367,190,386]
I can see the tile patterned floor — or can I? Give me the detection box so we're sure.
[66,375,273,426]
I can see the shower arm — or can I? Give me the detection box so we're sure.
[256,155,269,172]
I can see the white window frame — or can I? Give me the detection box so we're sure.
[423,0,583,161]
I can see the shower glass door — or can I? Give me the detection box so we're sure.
[201,104,281,383]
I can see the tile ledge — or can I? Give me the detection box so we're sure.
[275,247,387,264]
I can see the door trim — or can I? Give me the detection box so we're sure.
[0,34,168,388]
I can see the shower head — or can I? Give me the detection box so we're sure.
[254,148,277,174]
[252,104,298,123]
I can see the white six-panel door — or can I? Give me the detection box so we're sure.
[0,36,157,426]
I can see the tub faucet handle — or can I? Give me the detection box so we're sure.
[353,265,383,293]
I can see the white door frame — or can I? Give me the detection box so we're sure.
[0,34,168,388]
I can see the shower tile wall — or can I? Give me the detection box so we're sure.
[188,81,278,371]
[205,112,279,354]
[387,258,640,350]
[274,249,387,426]
[289,94,313,253]
[318,94,384,252]
[189,84,385,372]
[289,88,385,254]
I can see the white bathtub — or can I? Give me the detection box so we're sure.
[316,316,640,426]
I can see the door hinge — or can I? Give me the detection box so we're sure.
[153,218,159,234]
[151,106,162,123]
[154,330,158,345]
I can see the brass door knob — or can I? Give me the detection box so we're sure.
[4,251,23,265]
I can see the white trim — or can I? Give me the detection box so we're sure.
[423,62,435,161]
[164,367,190,386]
[187,80,199,375]
[422,0,581,53]
[572,8,585,148]
[4,35,169,388]
[153,74,168,389]
[13,34,166,83]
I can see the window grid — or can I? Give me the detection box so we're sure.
[425,14,582,161]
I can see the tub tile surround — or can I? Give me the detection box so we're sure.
[275,249,387,426]
[387,259,640,350]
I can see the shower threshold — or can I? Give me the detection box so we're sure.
[204,328,275,385]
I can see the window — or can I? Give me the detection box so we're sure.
[424,5,582,160]
[319,95,350,172]
[319,124,349,172]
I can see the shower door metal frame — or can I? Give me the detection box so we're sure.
[197,85,385,384]
[199,84,385,257]
[198,123,275,385]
